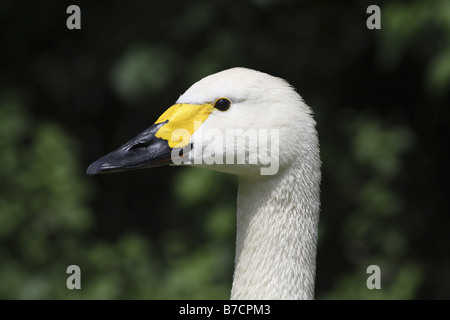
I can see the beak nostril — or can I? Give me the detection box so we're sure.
[129,141,151,151]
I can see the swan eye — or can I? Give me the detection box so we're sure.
[214,98,231,111]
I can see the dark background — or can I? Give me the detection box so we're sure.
[0,0,448,299]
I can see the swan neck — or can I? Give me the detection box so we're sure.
[231,165,320,300]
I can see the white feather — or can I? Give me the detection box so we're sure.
[178,68,321,299]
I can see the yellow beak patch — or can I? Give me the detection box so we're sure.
[154,103,214,148]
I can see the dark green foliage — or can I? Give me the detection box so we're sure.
[0,0,448,299]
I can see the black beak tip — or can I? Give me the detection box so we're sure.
[85,122,175,177]
[86,161,103,176]
[86,167,96,176]
[86,155,118,176]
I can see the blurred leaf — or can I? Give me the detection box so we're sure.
[112,44,179,101]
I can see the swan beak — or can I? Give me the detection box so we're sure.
[87,102,214,176]
[86,121,175,175]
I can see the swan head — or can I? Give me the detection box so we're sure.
[87,67,318,178]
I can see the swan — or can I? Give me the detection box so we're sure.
[87,67,321,300]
